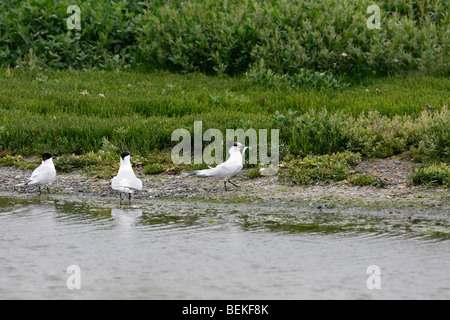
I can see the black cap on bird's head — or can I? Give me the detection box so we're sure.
[232,142,247,148]
[121,151,132,160]
[42,153,53,161]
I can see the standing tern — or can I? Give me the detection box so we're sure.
[182,142,248,191]
[15,153,56,193]
[111,151,143,201]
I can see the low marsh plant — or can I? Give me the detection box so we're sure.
[54,154,98,173]
[50,138,145,178]
[278,105,450,162]
[409,163,450,187]
[348,173,386,187]
[279,151,362,185]
[0,69,448,169]
[245,61,343,90]
[143,163,166,175]
[0,154,37,170]
[244,166,263,179]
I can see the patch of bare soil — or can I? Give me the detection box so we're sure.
[355,158,414,186]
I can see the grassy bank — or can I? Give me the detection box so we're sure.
[0,0,448,190]
[0,68,449,186]
[0,68,448,157]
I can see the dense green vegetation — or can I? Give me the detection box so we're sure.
[0,69,448,161]
[0,0,449,186]
[1,0,448,84]
[279,151,362,185]
[409,162,450,186]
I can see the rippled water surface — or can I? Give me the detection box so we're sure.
[0,195,449,299]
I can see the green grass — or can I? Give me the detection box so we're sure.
[409,163,450,187]
[143,163,166,175]
[0,68,448,162]
[0,154,37,170]
[2,68,448,118]
[279,151,362,185]
[348,174,386,187]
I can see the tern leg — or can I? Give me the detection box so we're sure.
[224,180,228,191]
[128,193,132,201]
[227,179,239,188]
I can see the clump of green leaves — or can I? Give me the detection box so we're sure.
[244,166,262,179]
[277,105,450,162]
[53,137,119,173]
[1,0,448,81]
[279,151,362,185]
[54,154,97,173]
[245,61,343,90]
[143,163,166,175]
[348,174,386,187]
[409,163,450,187]
[0,155,37,170]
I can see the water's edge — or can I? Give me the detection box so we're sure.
[1,191,449,240]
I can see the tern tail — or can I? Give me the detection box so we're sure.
[14,182,27,187]
[181,170,198,176]
[181,169,210,177]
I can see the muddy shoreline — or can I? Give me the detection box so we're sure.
[1,164,448,218]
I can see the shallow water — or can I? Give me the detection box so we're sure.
[0,195,449,300]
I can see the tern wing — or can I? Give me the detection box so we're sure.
[27,164,56,186]
[182,162,242,178]
[111,169,142,191]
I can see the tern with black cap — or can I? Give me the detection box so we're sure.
[111,151,143,201]
[15,153,56,194]
[181,142,248,191]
